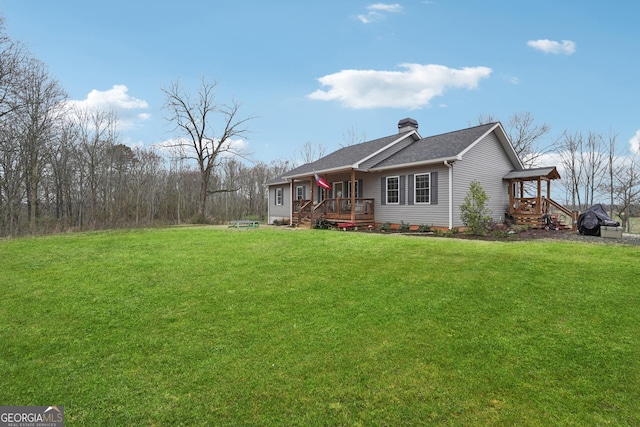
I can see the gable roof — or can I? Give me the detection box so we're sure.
[281,130,420,179]
[279,121,523,180]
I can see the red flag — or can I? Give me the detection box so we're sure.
[314,172,331,190]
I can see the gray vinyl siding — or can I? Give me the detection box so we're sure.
[451,132,512,227]
[268,184,290,224]
[367,165,450,227]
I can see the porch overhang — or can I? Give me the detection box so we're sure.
[502,166,561,181]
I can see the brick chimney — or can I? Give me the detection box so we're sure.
[398,118,418,133]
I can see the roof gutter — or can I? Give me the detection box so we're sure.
[444,160,453,230]
[281,166,355,181]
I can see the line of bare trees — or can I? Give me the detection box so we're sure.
[479,112,640,231]
[554,129,639,231]
[2,14,639,237]
[0,20,291,237]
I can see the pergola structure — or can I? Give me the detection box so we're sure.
[503,166,577,230]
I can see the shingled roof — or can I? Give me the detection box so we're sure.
[362,122,500,170]
[280,121,521,180]
[281,130,419,179]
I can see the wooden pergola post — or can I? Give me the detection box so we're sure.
[536,177,542,214]
[290,179,295,225]
[310,175,315,228]
[508,180,514,209]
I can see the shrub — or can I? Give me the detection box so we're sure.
[398,221,410,232]
[378,222,392,232]
[460,181,492,235]
[417,224,432,232]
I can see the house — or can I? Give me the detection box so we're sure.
[267,118,576,230]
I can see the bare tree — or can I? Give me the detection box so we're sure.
[612,153,640,232]
[16,58,66,233]
[0,17,26,121]
[472,113,497,127]
[477,111,551,167]
[555,130,583,208]
[49,116,78,228]
[341,126,367,147]
[506,112,551,167]
[0,117,23,235]
[293,141,326,166]
[74,107,119,228]
[606,129,618,217]
[162,78,255,217]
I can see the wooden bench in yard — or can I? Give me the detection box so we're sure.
[227,220,260,228]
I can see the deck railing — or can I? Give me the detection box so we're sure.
[294,198,375,224]
[510,197,578,230]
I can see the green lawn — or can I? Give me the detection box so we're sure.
[1,227,639,426]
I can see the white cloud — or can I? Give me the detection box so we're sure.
[307,63,493,110]
[67,85,150,130]
[630,130,640,153]
[357,3,403,24]
[527,39,576,55]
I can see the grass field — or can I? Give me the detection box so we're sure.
[1,226,639,426]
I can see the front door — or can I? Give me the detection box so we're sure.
[332,182,343,199]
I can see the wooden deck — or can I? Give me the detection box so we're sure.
[293,198,374,228]
[508,197,577,230]
[505,166,578,231]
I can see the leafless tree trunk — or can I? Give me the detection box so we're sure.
[555,130,583,209]
[606,129,618,217]
[16,58,66,234]
[162,78,255,218]
[74,107,118,228]
[0,119,23,235]
[49,117,78,229]
[612,153,640,232]
[583,131,606,206]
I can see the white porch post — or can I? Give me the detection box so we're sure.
[445,161,453,229]
[290,179,295,225]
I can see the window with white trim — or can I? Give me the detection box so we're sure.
[386,176,399,204]
[415,173,430,204]
[295,185,304,200]
[346,180,360,198]
[275,188,283,205]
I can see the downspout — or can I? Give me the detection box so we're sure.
[290,179,294,226]
[444,161,453,229]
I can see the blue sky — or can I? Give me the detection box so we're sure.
[1,0,639,163]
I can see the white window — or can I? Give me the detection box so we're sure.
[386,176,399,204]
[295,186,304,200]
[415,173,430,204]
[347,180,360,199]
[275,188,283,206]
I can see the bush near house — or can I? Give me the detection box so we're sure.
[460,180,493,235]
